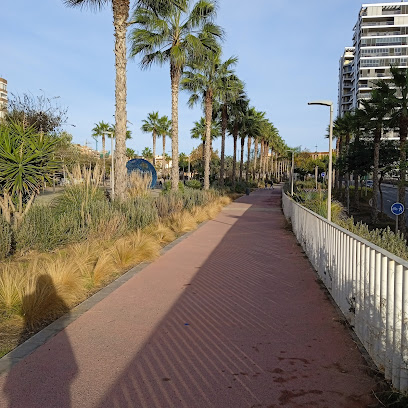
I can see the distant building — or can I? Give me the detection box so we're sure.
[338,47,355,117]
[154,155,172,170]
[0,78,7,120]
[308,152,329,160]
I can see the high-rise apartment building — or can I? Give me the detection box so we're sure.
[0,78,7,120]
[338,47,355,117]
[338,1,408,121]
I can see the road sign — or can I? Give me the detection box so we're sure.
[391,202,404,215]
[321,172,326,178]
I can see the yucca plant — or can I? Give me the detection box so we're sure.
[0,121,60,226]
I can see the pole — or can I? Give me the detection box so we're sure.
[328,105,333,222]
[111,134,115,199]
[291,151,294,196]
[188,155,191,180]
[315,165,318,190]
[396,214,399,235]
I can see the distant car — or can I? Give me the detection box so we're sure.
[365,180,373,188]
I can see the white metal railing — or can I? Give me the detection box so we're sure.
[282,192,408,392]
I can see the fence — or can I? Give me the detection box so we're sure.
[282,192,408,392]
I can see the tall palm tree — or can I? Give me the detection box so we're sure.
[64,0,132,200]
[359,82,393,224]
[129,0,222,190]
[213,64,242,186]
[190,117,220,160]
[157,115,171,177]
[92,120,111,172]
[227,90,248,185]
[141,111,160,165]
[333,111,355,212]
[387,66,408,235]
[181,53,236,190]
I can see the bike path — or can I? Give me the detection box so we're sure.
[0,187,378,407]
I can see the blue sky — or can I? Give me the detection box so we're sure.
[1,0,380,156]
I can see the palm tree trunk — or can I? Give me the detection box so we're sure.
[253,138,258,179]
[259,141,264,180]
[246,136,251,182]
[170,63,181,191]
[162,135,166,177]
[204,91,213,190]
[263,143,267,177]
[112,0,129,201]
[220,104,227,187]
[232,128,238,185]
[152,131,156,166]
[399,117,407,236]
[239,136,245,182]
[344,134,350,214]
[371,129,381,224]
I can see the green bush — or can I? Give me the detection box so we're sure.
[15,205,84,252]
[0,215,12,260]
[163,181,184,193]
[115,197,158,230]
[185,180,201,189]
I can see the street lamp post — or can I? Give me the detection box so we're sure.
[308,100,333,222]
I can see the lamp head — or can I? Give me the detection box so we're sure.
[308,100,333,107]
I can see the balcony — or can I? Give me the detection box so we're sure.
[361,20,394,27]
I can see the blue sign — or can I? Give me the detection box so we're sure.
[321,172,326,178]
[391,202,404,216]
[126,158,157,188]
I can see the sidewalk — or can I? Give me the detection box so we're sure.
[0,187,378,408]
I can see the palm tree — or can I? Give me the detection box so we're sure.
[359,82,393,224]
[213,62,241,186]
[227,91,249,185]
[333,111,355,213]
[92,120,111,175]
[386,66,408,235]
[129,0,222,190]
[64,0,133,200]
[190,117,220,161]
[141,111,160,165]
[157,115,171,177]
[181,52,236,189]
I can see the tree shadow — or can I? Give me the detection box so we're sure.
[3,275,78,408]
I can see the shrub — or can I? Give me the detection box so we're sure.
[155,193,184,218]
[185,179,201,189]
[163,181,184,193]
[0,216,12,260]
[115,197,158,231]
[15,205,84,253]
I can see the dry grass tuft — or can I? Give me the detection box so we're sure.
[127,171,152,198]
[143,222,176,245]
[190,206,209,224]
[0,263,25,317]
[205,202,223,219]
[218,196,232,206]
[167,211,197,234]
[109,230,160,270]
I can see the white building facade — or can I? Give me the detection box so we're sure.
[338,1,408,124]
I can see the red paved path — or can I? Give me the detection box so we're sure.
[0,188,378,407]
